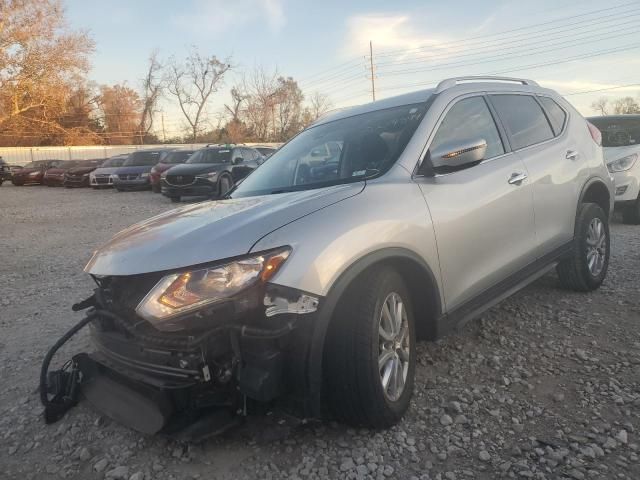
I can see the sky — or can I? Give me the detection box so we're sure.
[65,0,640,137]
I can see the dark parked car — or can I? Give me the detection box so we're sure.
[161,145,262,202]
[11,160,64,186]
[113,150,170,191]
[150,150,195,193]
[0,157,16,185]
[63,159,104,188]
[43,161,85,186]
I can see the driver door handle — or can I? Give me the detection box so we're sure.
[566,150,579,160]
[508,172,528,185]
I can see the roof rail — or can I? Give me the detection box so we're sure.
[434,76,538,94]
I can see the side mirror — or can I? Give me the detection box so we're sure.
[233,157,243,165]
[425,138,487,174]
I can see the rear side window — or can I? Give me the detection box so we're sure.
[431,96,505,160]
[538,96,567,136]
[490,95,554,150]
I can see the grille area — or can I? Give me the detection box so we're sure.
[119,174,139,181]
[166,175,195,186]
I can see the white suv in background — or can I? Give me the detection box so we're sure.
[588,115,640,224]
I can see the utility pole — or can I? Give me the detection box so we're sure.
[161,112,166,143]
[369,40,376,101]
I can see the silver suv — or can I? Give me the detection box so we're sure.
[51,77,614,434]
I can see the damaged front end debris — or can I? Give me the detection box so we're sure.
[40,250,320,440]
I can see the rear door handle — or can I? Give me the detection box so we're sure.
[508,172,528,185]
[566,150,579,160]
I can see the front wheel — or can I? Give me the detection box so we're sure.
[170,196,180,203]
[151,183,161,193]
[557,203,609,291]
[218,175,233,198]
[325,267,415,427]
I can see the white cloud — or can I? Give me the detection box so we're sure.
[342,14,450,59]
[175,0,286,36]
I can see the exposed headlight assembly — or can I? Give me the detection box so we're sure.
[607,154,638,172]
[136,247,291,330]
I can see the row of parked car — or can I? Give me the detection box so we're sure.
[0,144,278,202]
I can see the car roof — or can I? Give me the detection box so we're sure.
[313,76,554,128]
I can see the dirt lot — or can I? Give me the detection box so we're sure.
[0,183,639,480]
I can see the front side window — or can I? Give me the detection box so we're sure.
[162,151,194,164]
[233,103,428,197]
[538,97,567,136]
[588,117,640,147]
[430,96,505,160]
[490,94,554,150]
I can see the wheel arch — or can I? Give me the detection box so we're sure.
[306,247,442,417]
[578,177,612,220]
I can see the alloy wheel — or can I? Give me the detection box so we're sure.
[586,217,606,276]
[378,292,410,402]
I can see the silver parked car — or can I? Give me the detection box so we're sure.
[42,77,614,435]
[587,115,640,224]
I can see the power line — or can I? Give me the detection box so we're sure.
[375,25,640,78]
[374,42,640,94]
[563,83,640,96]
[374,12,640,68]
[374,1,640,58]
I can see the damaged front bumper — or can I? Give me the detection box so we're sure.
[41,279,321,439]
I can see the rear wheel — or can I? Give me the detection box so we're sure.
[325,267,415,427]
[557,203,609,291]
[621,197,640,225]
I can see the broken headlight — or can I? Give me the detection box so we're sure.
[136,247,291,328]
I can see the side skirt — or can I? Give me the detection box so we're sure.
[435,241,573,338]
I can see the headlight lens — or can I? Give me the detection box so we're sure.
[196,171,218,181]
[607,154,637,172]
[136,247,291,328]
[29,171,39,176]
[140,172,150,178]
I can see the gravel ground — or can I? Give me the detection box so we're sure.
[1,183,639,480]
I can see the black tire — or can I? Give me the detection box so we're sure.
[325,266,416,428]
[557,203,610,291]
[217,175,233,198]
[151,183,161,193]
[170,196,180,203]
[621,197,640,225]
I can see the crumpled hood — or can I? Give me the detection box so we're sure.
[113,165,153,175]
[603,145,640,163]
[85,183,365,276]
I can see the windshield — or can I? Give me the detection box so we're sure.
[589,117,640,147]
[24,162,44,169]
[186,148,232,164]
[101,156,126,168]
[123,151,163,166]
[161,151,194,164]
[232,103,427,197]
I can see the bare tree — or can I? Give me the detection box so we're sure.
[0,0,95,145]
[166,48,231,141]
[591,98,609,116]
[613,96,640,114]
[96,84,143,144]
[224,87,248,122]
[138,51,163,143]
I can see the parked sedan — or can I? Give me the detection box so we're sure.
[588,115,640,224]
[11,160,64,186]
[89,154,128,188]
[161,145,262,202]
[63,159,105,188]
[150,150,195,193]
[113,150,169,191]
[43,161,85,186]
